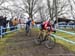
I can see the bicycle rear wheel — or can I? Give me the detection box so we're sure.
[45,35,56,49]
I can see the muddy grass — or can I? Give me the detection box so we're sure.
[0,30,75,56]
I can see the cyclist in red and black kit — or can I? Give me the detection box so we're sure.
[39,19,56,41]
[40,19,54,34]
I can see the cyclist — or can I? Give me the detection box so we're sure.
[25,17,31,33]
[25,16,35,34]
[40,19,55,41]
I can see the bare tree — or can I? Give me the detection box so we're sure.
[0,0,5,5]
[68,0,75,20]
[21,0,43,19]
[46,0,69,21]
[38,5,47,21]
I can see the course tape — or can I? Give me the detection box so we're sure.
[56,29,75,36]
[51,34,75,45]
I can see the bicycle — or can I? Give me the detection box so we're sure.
[33,30,56,49]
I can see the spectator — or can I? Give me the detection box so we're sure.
[2,16,8,33]
[0,16,3,36]
[0,16,8,36]
[9,19,14,31]
[12,18,19,29]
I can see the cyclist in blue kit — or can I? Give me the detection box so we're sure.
[25,17,32,33]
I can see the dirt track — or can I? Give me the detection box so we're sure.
[1,31,75,56]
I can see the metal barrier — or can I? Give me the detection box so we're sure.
[58,25,75,27]
[56,29,75,36]
[51,34,75,45]
[0,26,19,39]
[51,28,75,45]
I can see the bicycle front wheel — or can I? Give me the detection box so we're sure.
[45,35,56,49]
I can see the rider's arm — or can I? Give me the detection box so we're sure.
[50,24,56,33]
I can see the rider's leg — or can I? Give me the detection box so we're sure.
[43,27,51,41]
[26,24,29,33]
[38,24,43,39]
[25,24,27,32]
[43,30,48,41]
[38,29,43,39]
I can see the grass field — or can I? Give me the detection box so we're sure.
[56,38,75,52]
[0,32,17,55]
[54,30,75,52]
[55,31,75,42]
